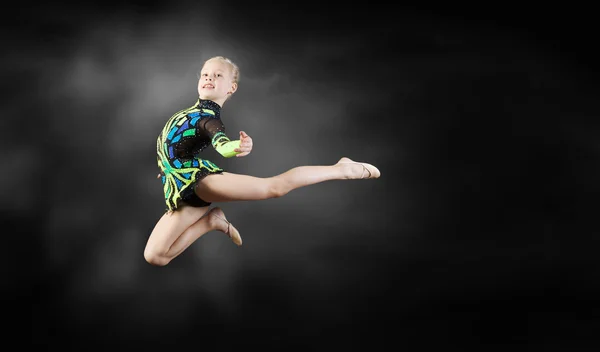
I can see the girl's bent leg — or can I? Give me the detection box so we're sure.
[144,205,209,266]
[144,205,240,266]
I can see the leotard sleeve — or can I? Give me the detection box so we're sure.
[201,116,241,158]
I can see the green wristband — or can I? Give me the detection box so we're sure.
[216,140,241,158]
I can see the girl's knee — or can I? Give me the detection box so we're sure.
[144,246,171,266]
[267,177,289,198]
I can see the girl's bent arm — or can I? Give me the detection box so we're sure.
[202,117,241,158]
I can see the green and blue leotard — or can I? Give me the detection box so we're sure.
[156,99,241,212]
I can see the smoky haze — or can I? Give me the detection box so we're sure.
[7,2,600,349]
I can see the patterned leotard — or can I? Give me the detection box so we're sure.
[156,99,235,212]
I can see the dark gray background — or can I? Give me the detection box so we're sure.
[6,2,599,349]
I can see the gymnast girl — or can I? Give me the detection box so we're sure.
[144,56,380,266]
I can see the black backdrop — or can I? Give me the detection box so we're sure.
[7,2,599,350]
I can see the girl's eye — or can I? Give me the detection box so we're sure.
[217,74,222,77]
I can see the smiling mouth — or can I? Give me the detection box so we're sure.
[202,84,214,88]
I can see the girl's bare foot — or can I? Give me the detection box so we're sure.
[207,207,242,246]
[336,157,381,179]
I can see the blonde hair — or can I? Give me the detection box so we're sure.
[203,56,240,84]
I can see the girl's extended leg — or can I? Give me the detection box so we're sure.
[144,205,241,266]
[196,157,380,203]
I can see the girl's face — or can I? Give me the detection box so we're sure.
[197,59,237,102]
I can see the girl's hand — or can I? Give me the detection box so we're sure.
[235,131,253,157]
